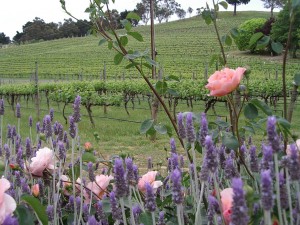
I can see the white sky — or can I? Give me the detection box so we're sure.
[0,0,274,39]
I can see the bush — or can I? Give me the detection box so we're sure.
[235,18,267,51]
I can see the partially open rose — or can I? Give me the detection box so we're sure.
[138,171,163,193]
[0,178,17,224]
[85,175,113,203]
[220,188,233,225]
[28,147,56,177]
[205,67,246,97]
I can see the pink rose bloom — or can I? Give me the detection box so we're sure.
[286,139,300,156]
[138,171,163,193]
[205,67,246,97]
[31,184,40,197]
[0,178,17,224]
[220,188,233,225]
[59,175,72,196]
[29,147,56,177]
[85,175,113,203]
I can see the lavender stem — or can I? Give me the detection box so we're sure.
[286,165,294,225]
[151,211,156,225]
[195,182,205,225]
[274,153,283,225]
[191,142,199,199]
[119,197,128,225]
[176,204,183,225]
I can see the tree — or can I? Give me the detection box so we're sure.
[0,32,10,44]
[187,7,193,17]
[59,19,79,38]
[261,0,284,17]
[176,8,186,19]
[135,1,152,25]
[226,0,250,15]
[13,31,24,44]
[271,5,300,58]
[156,0,181,22]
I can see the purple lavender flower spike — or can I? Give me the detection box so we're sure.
[261,170,273,211]
[75,196,81,211]
[0,99,4,115]
[157,211,165,225]
[46,205,54,222]
[231,178,249,225]
[96,201,108,225]
[87,161,95,182]
[44,115,52,138]
[218,146,226,169]
[49,108,54,122]
[145,182,156,212]
[207,195,220,224]
[133,164,139,185]
[170,138,177,154]
[177,112,186,139]
[65,195,75,211]
[186,112,196,143]
[82,203,89,222]
[109,191,122,221]
[53,121,58,135]
[240,143,247,161]
[73,95,81,123]
[171,168,183,204]
[288,144,300,181]
[28,116,32,128]
[147,157,153,170]
[260,144,273,172]
[87,216,99,225]
[57,123,64,141]
[280,156,290,168]
[58,141,66,160]
[69,116,76,139]
[63,131,68,143]
[36,122,40,134]
[16,103,21,118]
[3,215,19,225]
[37,179,44,197]
[133,204,142,224]
[224,155,239,179]
[267,116,281,153]
[199,112,208,147]
[180,155,184,169]
[200,161,209,182]
[25,137,32,159]
[114,158,128,198]
[4,144,10,160]
[204,135,218,173]
[125,157,135,185]
[6,125,11,139]
[249,145,259,173]
[16,147,24,169]
[171,153,179,171]
[279,173,288,209]
[11,125,16,137]
[15,171,21,186]
[21,178,30,194]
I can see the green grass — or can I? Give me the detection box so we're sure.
[2,94,300,168]
[0,11,299,80]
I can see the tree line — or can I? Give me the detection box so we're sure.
[0,0,288,45]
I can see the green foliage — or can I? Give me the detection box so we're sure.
[235,18,267,51]
[271,4,300,58]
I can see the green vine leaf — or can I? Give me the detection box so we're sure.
[126,12,141,21]
[140,119,154,134]
[128,31,143,42]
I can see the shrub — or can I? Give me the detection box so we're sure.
[235,18,267,51]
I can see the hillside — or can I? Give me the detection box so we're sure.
[0,11,298,80]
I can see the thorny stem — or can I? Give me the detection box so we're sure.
[212,0,227,66]
[226,95,254,179]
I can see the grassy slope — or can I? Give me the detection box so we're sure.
[1,11,298,80]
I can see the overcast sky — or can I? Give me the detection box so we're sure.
[0,0,273,39]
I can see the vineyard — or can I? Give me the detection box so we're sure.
[0,11,299,80]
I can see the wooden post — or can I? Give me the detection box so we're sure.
[34,62,40,121]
